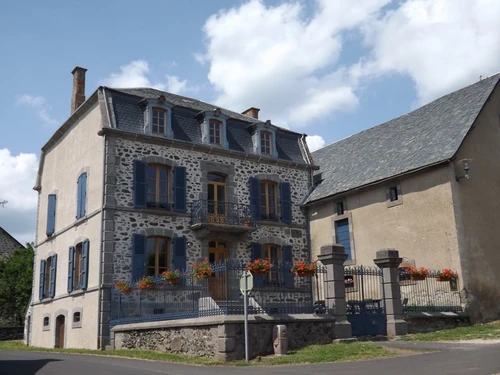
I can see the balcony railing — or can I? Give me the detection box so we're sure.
[190,200,256,231]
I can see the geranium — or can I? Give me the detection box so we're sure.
[437,268,458,280]
[161,269,181,285]
[290,260,317,276]
[192,258,212,280]
[114,280,132,294]
[408,267,430,277]
[247,258,272,274]
[137,275,156,290]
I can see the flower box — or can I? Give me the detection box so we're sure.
[291,260,317,277]
[137,276,156,290]
[250,270,268,276]
[411,275,426,281]
[408,267,429,281]
[247,259,272,275]
[296,270,315,277]
[114,281,133,295]
[436,276,451,282]
[436,268,458,282]
[192,258,212,280]
[162,269,181,285]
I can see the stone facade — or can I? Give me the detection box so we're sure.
[0,227,24,260]
[0,327,23,341]
[405,314,470,334]
[110,137,310,284]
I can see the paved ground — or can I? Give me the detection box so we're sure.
[1,341,500,375]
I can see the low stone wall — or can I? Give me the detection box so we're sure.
[0,327,24,341]
[405,313,470,333]
[111,314,336,360]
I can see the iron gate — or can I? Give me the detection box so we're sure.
[344,266,386,336]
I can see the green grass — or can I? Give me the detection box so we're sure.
[0,340,409,366]
[403,321,500,342]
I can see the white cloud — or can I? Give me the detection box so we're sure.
[102,60,198,95]
[358,0,500,104]
[16,94,59,126]
[199,0,389,127]
[0,149,38,244]
[306,135,326,152]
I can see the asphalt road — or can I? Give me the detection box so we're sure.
[1,341,500,375]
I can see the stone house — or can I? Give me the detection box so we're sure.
[305,73,500,322]
[28,67,315,350]
[0,227,24,260]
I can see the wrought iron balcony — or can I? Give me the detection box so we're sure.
[190,200,256,233]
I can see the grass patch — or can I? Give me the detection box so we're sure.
[403,321,500,342]
[0,340,411,366]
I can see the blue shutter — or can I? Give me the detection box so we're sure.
[249,177,261,220]
[133,160,147,208]
[279,182,292,224]
[46,194,56,236]
[81,173,87,217]
[67,247,74,293]
[172,236,187,272]
[49,255,57,298]
[173,166,187,212]
[251,242,264,288]
[282,245,294,289]
[76,174,82,218]
[39,260,46,300]
[132,234,146,282]
[81,240,89,289]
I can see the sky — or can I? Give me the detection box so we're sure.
[0,0,499,244]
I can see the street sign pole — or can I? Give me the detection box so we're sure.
[244,272,249,362]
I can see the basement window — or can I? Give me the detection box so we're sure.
[43,317,49,326]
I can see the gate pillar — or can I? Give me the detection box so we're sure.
[374,249,408,337]
[318,244,352,339]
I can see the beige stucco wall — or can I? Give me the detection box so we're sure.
[453,83,500,321]
[31,103,104,349]
[309,165,462,274]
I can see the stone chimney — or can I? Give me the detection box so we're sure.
[71,66,87,113]
[242,107,260,119]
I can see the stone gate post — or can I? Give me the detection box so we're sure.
[374,249,408,337]
[317,244,352,339]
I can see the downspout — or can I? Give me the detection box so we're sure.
[97,87,110,349]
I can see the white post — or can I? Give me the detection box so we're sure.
[244,273,249,362]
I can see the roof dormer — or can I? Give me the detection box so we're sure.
[197,108,229,148]
[140,95,173,138]
[248,120,279,158]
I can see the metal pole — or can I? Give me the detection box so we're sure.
[244,272,249,362]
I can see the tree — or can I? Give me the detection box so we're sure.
[0,243,34,326]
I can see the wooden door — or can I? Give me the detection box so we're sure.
[55,315,65,348]
[207,173,227,224]
[208,240,227,301]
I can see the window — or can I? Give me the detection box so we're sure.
[260,131,272,154]
[76,173,87,219]
[39,255,57,300]
[68,241,89,293]
[152,108,167,135]
[146,236,170,276]
[389,186,398,202]
[263,244,281,283]
[44,257,53,298]
[43,317,49,326]
[336,201,345,216]
[209,120,222,145]
[147,164,170,209]
[259,181,278,220]
[73,312,81,323]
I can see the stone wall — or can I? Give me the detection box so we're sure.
[112,315,336,361]
[0,228,22,260]
[0,327,24,341]
[404,313,470,334]
[111,137,310,284]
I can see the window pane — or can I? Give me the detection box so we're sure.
[208,173,225,182]
[159,168,168,181]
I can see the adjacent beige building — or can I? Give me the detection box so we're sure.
[306,73,500,322]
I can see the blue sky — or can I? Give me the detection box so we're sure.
[1,0,499,243]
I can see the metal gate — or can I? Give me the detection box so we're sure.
[344,266,386,336]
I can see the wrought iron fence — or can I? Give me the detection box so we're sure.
[190,200,256,228]
[344,266,385,315]
[110,260,326,327]
[399,268,463,314]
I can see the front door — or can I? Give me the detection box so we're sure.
[55,315,65,348]
[209,240,228,301]
[207,173,226,224]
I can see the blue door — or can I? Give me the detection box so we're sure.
[335,219,352,260]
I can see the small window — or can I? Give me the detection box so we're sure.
[259,181,278,221]
[313,173,323,186]
[209,120,221,145]
[389,186,398,202]
[146,236,170,276]
[260,131,272,154]
[43,317,49,326]
[44,257,53,298]
[146,164,171,209]
[336,201,345,216]
[73,312,81,323]
[152,108,167,135]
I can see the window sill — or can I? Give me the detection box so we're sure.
[133,207,190,217]
[387,199,403,208]
[40,297,54,304]
[42,325,50,332]
[256,220,305,228]
[69,289,86,297]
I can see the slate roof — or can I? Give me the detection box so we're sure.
[305,73,500,204]
[106,88,307,164]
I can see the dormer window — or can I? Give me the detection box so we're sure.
[209,119,222,145]
[260,131,272,155]
[152,108,167,135]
